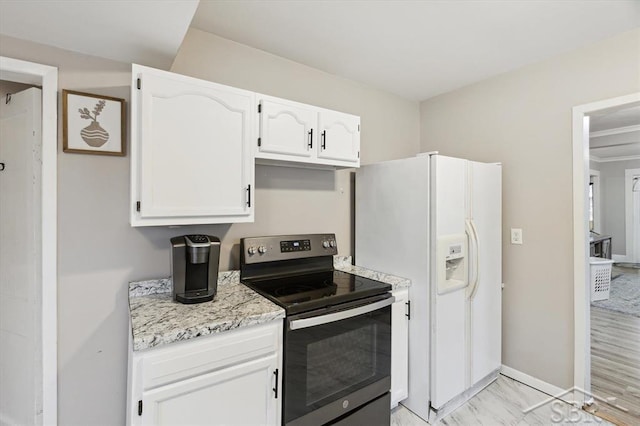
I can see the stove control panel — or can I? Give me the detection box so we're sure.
[280,239,311,252]
[241,234,338,264]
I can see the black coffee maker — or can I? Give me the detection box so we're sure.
[170,235,220,304]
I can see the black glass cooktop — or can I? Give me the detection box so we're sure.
[242,270,391,315]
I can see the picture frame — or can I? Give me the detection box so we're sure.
[62,89,126,156]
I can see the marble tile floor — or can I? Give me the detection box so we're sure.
[391,375,612,425]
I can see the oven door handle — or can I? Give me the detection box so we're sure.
[289,296,395,330]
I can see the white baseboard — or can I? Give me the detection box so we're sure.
[429,369,500,423]
[501,365,566,400]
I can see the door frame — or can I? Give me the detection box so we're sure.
[588,169,601,234]
[572,92,640,403]
[0,56,58,425]
[625,168,640,263]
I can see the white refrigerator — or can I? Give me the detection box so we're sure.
[355,153,502,422]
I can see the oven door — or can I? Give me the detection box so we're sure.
[284,294,393,426]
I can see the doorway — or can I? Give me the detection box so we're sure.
[588,170,601,234]
[0,57,58,425]
[625,168,640,264]
[572,93,640,423]
[1,83,42,426]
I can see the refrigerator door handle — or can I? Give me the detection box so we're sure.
[466,219,480,300]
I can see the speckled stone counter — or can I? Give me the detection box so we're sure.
[128,271,285,352]
[129,257,409,352]
[333,256,411,291]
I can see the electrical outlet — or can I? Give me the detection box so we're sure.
[511,228,523,245]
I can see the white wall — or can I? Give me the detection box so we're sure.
[598,159,640,255]
[419,28,640,389]
[0,31,419,425]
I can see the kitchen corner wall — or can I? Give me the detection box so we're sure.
[169,28,421,267]
[419,28,640,389]
[0,30,419,424]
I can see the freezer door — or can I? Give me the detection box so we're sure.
[430,155,468,409]
[355,155,431,419]
[468,161,502,384]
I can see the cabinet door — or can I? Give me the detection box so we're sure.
[258,97,316,159]
[317,109,360,164]
[391,289,409,408]
[141,355,279,426]
[131,65,255,226]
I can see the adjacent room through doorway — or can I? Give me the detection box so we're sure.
[583,102,640,425]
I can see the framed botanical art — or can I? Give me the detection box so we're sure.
[62,89,126,156]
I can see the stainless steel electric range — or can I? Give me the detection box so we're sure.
[240,234,393,426]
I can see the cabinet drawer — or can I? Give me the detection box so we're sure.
[140,322,280,390]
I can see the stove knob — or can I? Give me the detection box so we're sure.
[247,246,257,255]
[329,240,336,248]
[258,245,267,254]
[322,241,330,249]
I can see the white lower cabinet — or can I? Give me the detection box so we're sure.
[127,322,282,426]
[391,288,409,408]
[142,355,278,425]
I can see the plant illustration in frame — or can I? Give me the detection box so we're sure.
[63,90,126,156]
[78,99,109,147]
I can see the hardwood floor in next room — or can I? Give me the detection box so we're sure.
[588,305,640,425]
[391,375,610,425]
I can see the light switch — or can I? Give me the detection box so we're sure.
[511,228,523,245]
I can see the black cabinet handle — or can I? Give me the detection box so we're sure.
[246,185,251,207]
[273,369,279,398]
[405,300,411,320]
[0,163,4,171]
[321,130,326,150]
[308,129,313,149]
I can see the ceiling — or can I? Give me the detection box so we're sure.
[0,1,638,101]
[590,105,640,132]
[191,0,640,100]
[590,105,640,161]
[0,0,199,69]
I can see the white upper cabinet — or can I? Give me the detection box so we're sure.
[256,95,360,169]
[258,96,316,159]
[317,109,360,164]
[130,64,255,227]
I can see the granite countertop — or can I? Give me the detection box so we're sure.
[128,256,410,352]
[334,256,411,291]
[128,271,285,352]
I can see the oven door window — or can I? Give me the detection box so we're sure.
[284,305,391,423]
